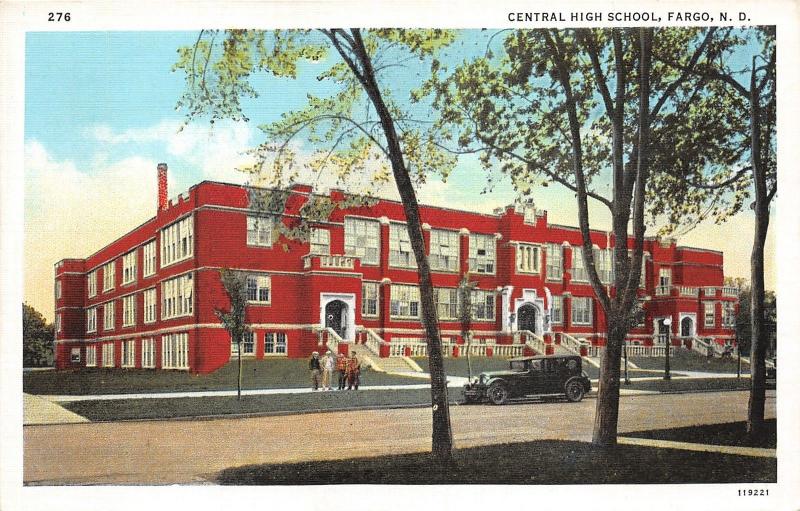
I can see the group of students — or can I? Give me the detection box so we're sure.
[309,350,361,391]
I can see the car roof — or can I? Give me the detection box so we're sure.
[509,355,580,362]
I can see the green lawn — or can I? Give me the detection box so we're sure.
[624,419,776,449]
[216,439,776,484]
[631,349,750,374]
[23,359,422,396]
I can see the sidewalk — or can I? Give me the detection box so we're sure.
[23,394,89,425]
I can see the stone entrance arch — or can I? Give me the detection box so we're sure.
[319,293,356,342]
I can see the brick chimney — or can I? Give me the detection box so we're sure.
[157,163,168,211]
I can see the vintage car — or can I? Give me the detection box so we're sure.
[765,359,776,390]
[463,354,592,405]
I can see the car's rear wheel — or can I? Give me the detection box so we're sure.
[488,383,508,405]
[565,380,585,402]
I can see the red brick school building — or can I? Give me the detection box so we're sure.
[54,164,738,373]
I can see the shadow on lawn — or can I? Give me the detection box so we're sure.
[216,439,776,485]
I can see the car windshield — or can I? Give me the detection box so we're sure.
[510,360,526,371]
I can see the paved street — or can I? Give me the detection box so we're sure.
[23,390,775,485]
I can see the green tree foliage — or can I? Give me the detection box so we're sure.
[215,269,249,400]
[23,303,53,367]
[425,28,738,445]
[175,29,458,459]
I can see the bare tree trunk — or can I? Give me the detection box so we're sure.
[237,337,243,401]
[592,321,624,446]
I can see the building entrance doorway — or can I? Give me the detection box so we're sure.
[681,316,695,337]
[325,300,349,340]
[517,304,538,333]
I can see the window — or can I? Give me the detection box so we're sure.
[122,295,136,327]
[247,275,271,303]
[705,302,716,328]
[546,244,563,280]
[247,215,274,247]
[659,267,672,287]
[143,240,157,277]
[389,223,417,268]
[122,251,137,285]
[102,343,114,367]
[86,345,97,367]
[571,247,587,282]
[468,233,495,274]
[309,228,330,255]
[103,301,115,331]
[141,338,155,368]
[722,302,735,328]
[162,333,189,369]
[572,297,593,325]
[594,248,614,284]
[344,217,380,265]
[87,270,97,298]
[362,282,379,317]
[161,273,193,319]
[550,295,563,324]
[56,313,62,333]
[471,289,495,321]
[435,288,459,320]
[71,348,81,363]
[429,229,459,272]
[390,284,420,319]
[161,216,194,266]
[242,331,255,355]
[516,244,540,273]
[102,261,115,292]
[86,307,97,333]
[55,280,62,299]
[143,288,157,324]
[265,332,287,355]
[121,340,135,367]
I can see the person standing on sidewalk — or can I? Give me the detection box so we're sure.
[309,351,322,391]
[321,350,335,391]
[346,353,361,390]
[336,353,348,390]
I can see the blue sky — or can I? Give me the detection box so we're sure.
[24,30,773,320]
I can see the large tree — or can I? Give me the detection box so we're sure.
[23,303,54,367]
[650,27,776,437]
[175,29,458,460]
[426,28,740,445]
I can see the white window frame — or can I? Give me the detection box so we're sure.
[546,243,563,281]
[161,273,193,320]
[705,302,716,328]
[102,343,114,367]
[247,215,274,247]
[722,302,736,328]
[390,284,420,319]
[87,270,97,298]
[121,339,135,368]
[389,223,417,268]
[142,240,157,277]
[571,247,588,282]
[162,333,189,370]
[122,251,137,285]
[122,295,136,327]
[344,217,380,265]
[143,288,157,324]
[141,338,156,368]
[56,313,62,333]
[594,248,614,284]
[86,345,97,367]
[103,301,115,331]
[102,261,115,292]
[571,297,593,325]
[264,332,288,356]
[161,216,194,266]
[55,280,62,300]
[659,267,672,287]
[516,243,541,274]
[242,331,255,355]
[362,282,379,317]
[550,295,563,325]
[434,288,459,320]
[429,229,459,272]
[247,275,271,304]
[471,289,495,321]
[468,233,496,274]
[309,228,330,255]
[86,307,97,333]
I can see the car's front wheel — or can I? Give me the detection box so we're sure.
[565,380,585,402]
[488,383,508,405]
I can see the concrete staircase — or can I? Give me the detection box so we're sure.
[349,343,421,374]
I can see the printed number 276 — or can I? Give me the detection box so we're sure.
[48,12,71,21]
